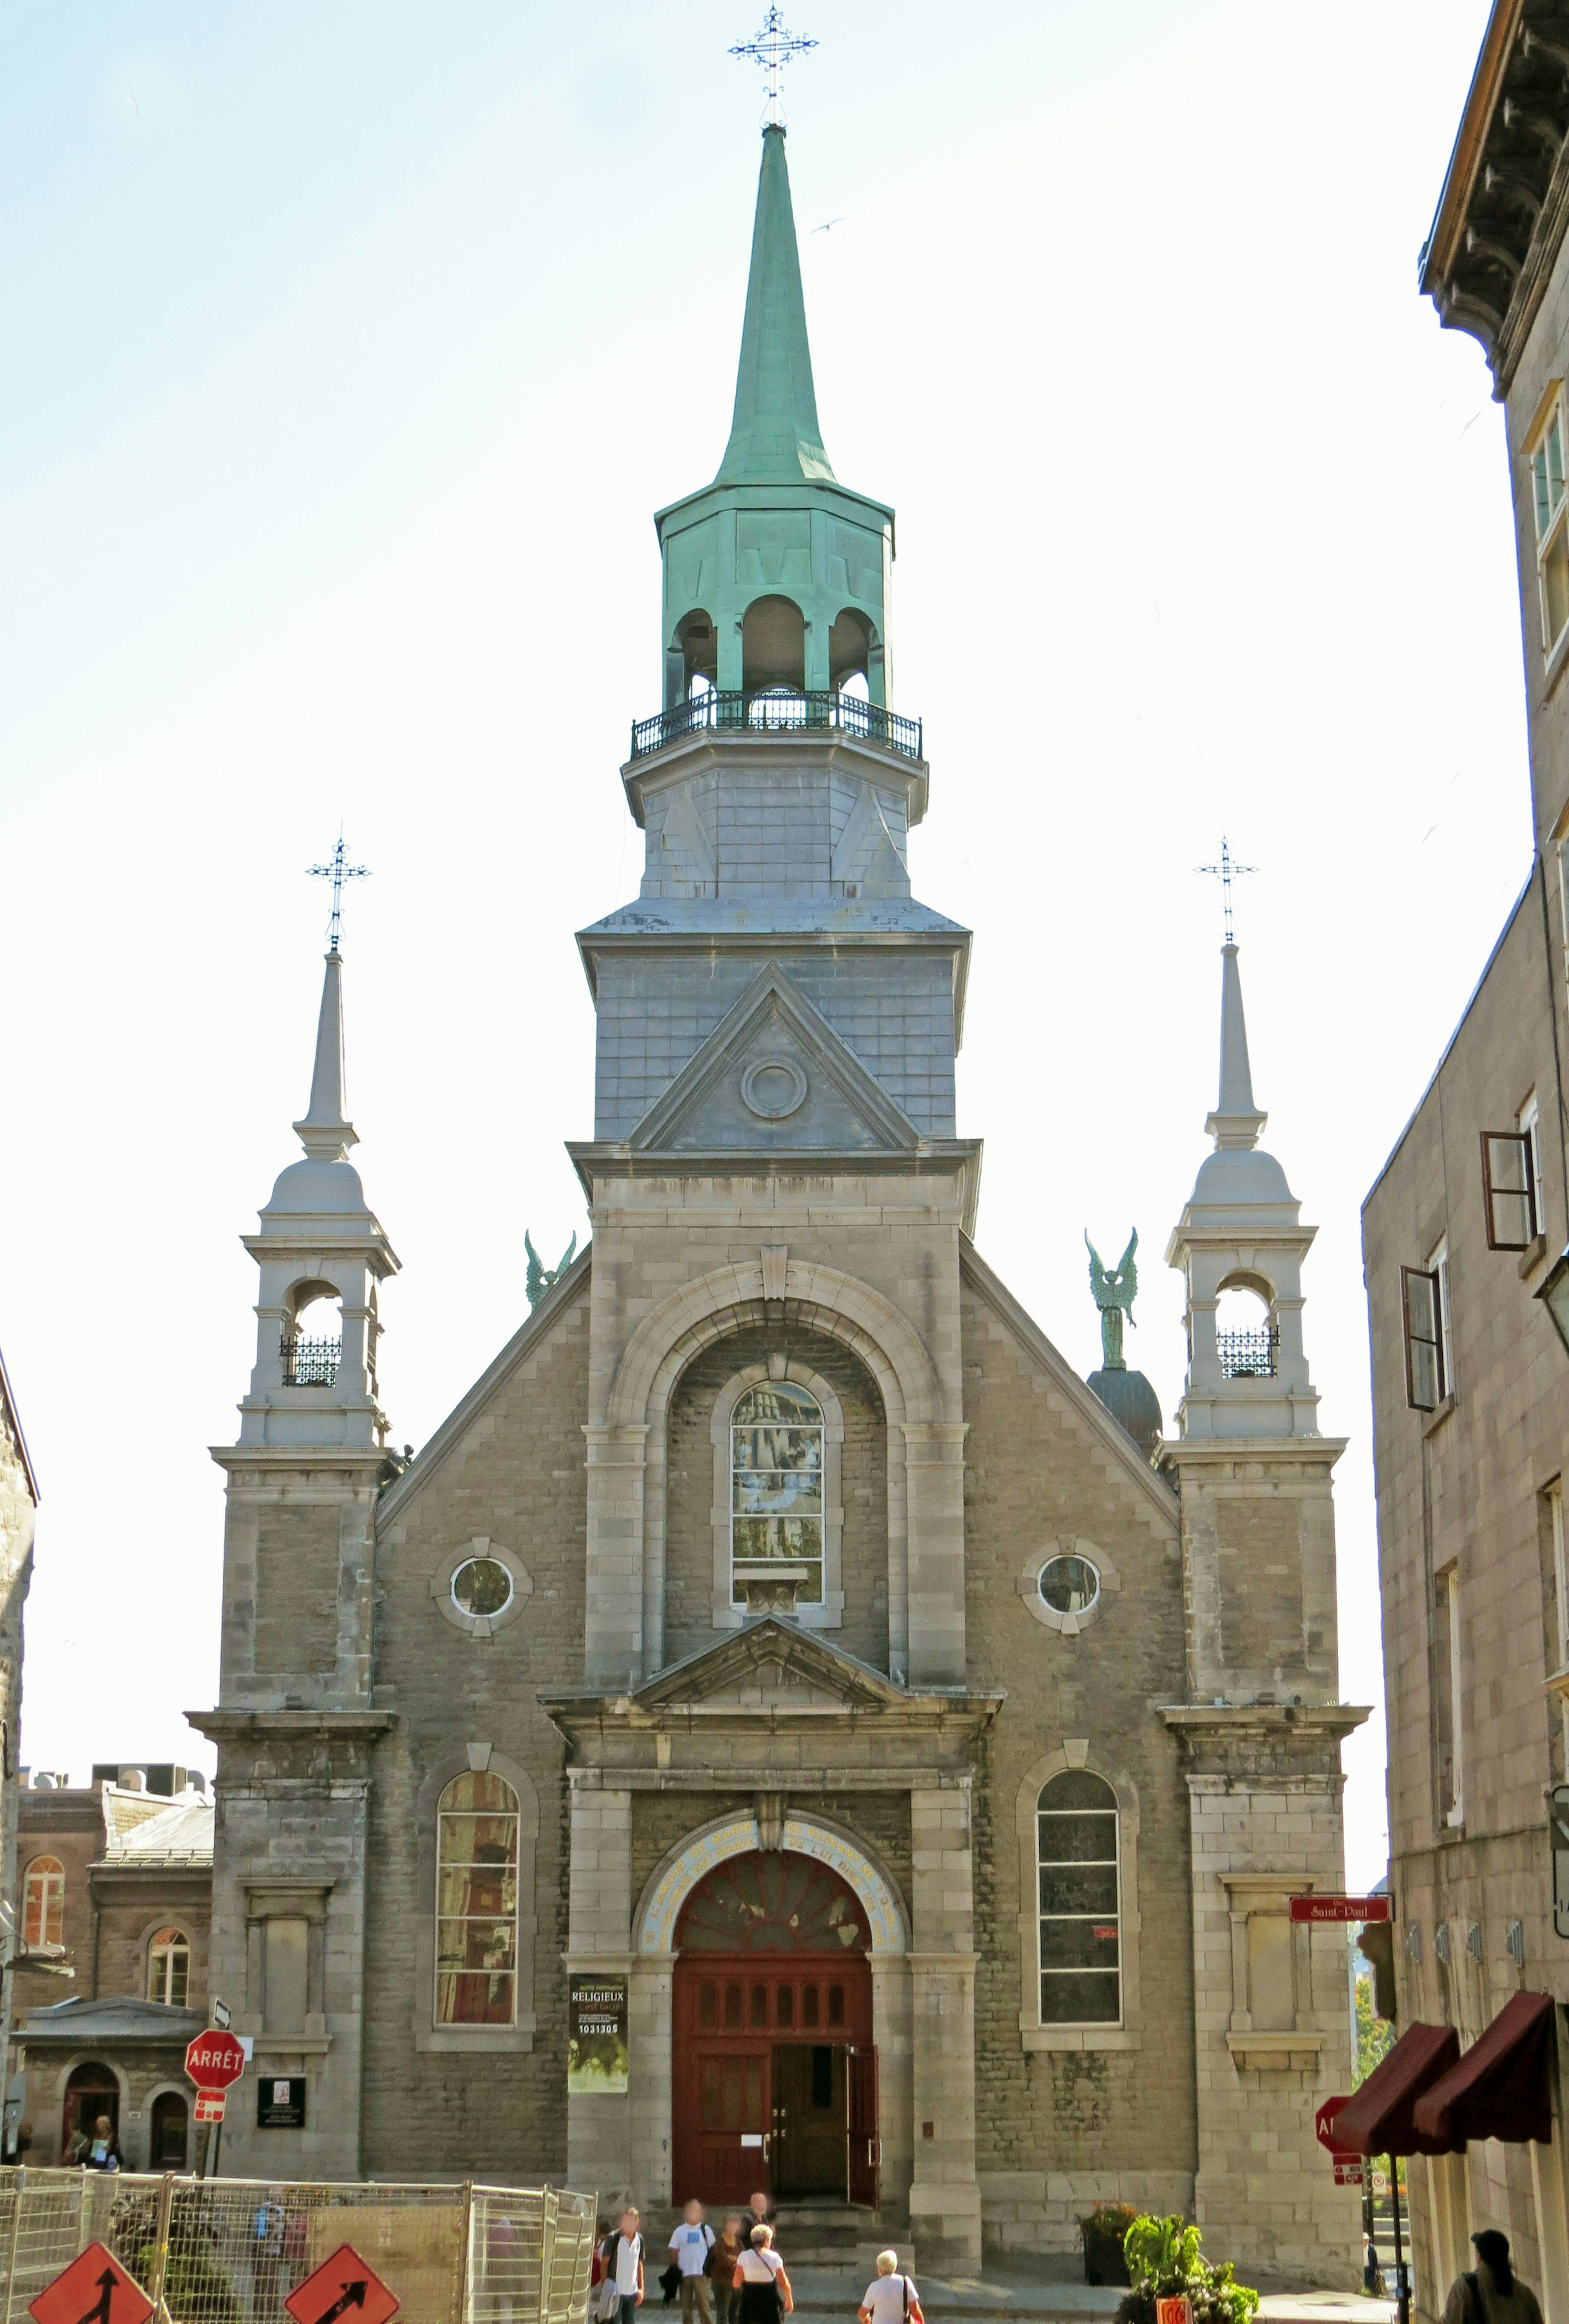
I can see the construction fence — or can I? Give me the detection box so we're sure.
[0,2167,597,2322]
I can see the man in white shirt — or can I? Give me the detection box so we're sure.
[612,2208,645,2324]
[669,2200,716,2324]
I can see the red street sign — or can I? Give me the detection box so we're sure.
[285,2246,400,2324]
[184,2029,246,2091]
[193,2092,226,2123]
[1290,1895,1392,1925]
[1315,2096,1351,2152]
[29,2242,154,2324]
[1335,2159,1365,2186]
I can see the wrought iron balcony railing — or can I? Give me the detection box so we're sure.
[630,689,923,765]
[1217,1327,1278,1380]
[280,1333,341,1387]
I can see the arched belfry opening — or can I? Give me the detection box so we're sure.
[669,609,718,706]
[742,594,806,701]
[829,607,872,694]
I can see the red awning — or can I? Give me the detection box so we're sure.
[1411,1991,1555,2148]
[1331,2021,1461,2156]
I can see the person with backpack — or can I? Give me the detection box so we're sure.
[858,2250,923,2324]
[599,2208,645,2324]
[1443,2231,1544,2324]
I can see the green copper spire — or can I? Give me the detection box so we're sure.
[715,126,836,487]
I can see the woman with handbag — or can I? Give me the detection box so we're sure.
[733,2224,792,2324]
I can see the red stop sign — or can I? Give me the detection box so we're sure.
[1315,2095,1352,2153]
[185,2030,246,2092]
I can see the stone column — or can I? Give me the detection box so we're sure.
[630,1959,674,2209]
[583,1426,648,1690]
[902,1426,968,1686]
[907,1786,981,2268]
[870,1953,914,2230]
[567,1778,635,2206]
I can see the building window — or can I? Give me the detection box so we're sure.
[730,1381,824,1605]
[1435,1564,1464,1828]
[22,1857,63,1949]
[1482,1129,1538,1249]
[1036,1770,1121,2025]
[1520,1092,1546,1236]
[1039,1554,1101,1619]
[147,1927,190,2009]
[1531,390,1569,656]
[1401,1264,1446,1410]
[436,1770,519,2027]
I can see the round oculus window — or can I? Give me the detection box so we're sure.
[451,1557,514,1619]
[740,1057,808,1121]
[1038,1553,1100,1618]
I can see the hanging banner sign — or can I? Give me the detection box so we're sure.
[568,1978,628,2095]
[1289,1896,1392,1925]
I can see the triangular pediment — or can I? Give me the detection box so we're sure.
[634,1620,906,1714]
[629,963,921,1155]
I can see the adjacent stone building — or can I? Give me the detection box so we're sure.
[11,1775,212,2169]
[195,118,1364,2275]
[1362,2,1569,2312]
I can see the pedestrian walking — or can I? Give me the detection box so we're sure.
[604,2208,645,2324]
[733,2224,792,2324]
[1444,2232,1545,2324]
[859,2250,923,2324]
[709,2216,744,2324]
[670,2201,717,2324]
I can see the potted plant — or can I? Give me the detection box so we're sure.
[1081,2204,1138,2287]
[1115,2215,1258,2324]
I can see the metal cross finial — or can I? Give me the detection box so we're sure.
[307,831,369,954]
[1195,835,1257,946]
[730,6,817,129]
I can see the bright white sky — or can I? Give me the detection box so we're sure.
[1,2,1523,1885]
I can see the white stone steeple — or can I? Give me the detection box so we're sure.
[233,948,399,1451]
[1166,940,1320,1438]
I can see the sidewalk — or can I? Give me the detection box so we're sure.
[782,2262,1397,2324]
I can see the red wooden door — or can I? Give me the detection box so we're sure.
[848,2045,879,2208]
[693,2049,770,2205]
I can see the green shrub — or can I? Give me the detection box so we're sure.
[1114,2214,1259,2324]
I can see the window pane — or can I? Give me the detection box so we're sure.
[1039,1863,1119,1915]
[1039,1772,1117,1814]
[1039,1918,1120,1971]
[724,1982,742,2029]
[828,1982,845,2026]
[437,1918,516,1971]
[776,1983,793,2027]
[438,1814,519,1867]
[1038,1811,1118,1865]
[439,1866,518,1918]
[438,1969,514,2026]
[1545,521,1569,648]
[439,1771,518,1817]
[1537,447,1553,538]
[750,1982,769,2028]
[1550,413,1565,511]
[167,1951,189,2009]
[1041,1970,1120,2024]
[802,1984,819,2027]
[699,1981,717,2030]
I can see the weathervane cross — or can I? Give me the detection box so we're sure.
[730,5,816,128]
[1195,835,1256,945]
[308,832,369,955]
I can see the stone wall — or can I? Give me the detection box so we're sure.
[957,1273,1197,2251]
[358,1284,592,2181]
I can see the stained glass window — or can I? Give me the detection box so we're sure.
[1037,1770,1121,2025]
[731,1380,823,1603]
[436,1770,519,2026]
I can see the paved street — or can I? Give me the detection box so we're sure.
[775,2263,1398,2324]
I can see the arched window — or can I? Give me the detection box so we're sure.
[22,1856,63,1949]
[1037,1771,1120,2025]
[436,1771,519,2026]
[148,1926,190,2007]
[731,1381,824,1605]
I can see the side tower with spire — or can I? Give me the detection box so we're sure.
[194,943,399,2179]
[1162,940,1365,2279]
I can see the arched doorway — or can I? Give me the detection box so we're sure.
[61,2062,118,2161]
[150,2090,188,2170]
[672,1851,875,2206]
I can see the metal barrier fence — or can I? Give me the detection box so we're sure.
[0,2168,596,2323]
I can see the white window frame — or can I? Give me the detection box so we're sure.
[1015,1748,1140,2053]
[1428,1237,1454,1402]
[1437,1563,1465,1830]
[22,1856,63,1951]
[1520,1091,1545,1242]
[1551,1482,1569,1771]
[147,1927,190,2008]
[1530,386,1569,660]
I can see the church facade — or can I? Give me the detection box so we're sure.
[195,123,1363,2278]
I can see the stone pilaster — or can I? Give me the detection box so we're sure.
[567,1779,634,2205]
[908,1785,981,2268]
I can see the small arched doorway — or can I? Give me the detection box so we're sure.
[61,2062,118,2162]
[672,1851,874,2206]
[150,2090,188,2170]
